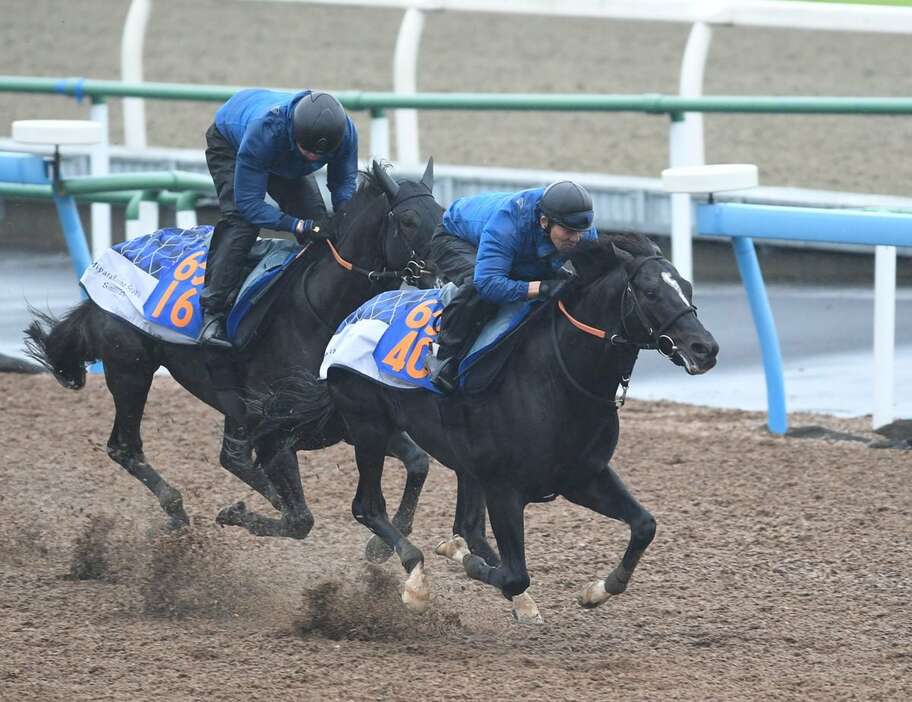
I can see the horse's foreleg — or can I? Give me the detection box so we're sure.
[105,364,189,530]
[458,486,541,624]
[351,430,429,613]
[216,416,284,521]
[561,464,656,609]
[365,432,429,563]
[217,441,313,539]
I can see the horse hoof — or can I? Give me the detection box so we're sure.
[365,535,395,564]
[401,563,431,613]
[166,513,190,531]
[434,535,469,562]
[216,501,247,527]
[511,591,543,625]
[577,579,611,609]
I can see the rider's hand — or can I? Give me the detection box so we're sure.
[537,279,567,300]
[294,214,334,244]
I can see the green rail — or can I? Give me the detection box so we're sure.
[5,75,912,115]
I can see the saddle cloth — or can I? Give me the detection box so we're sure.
[80,225,303,346]
[320,283,537,394]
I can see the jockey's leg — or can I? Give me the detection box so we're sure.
[560,464,657,609]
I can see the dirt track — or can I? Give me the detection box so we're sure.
[1,372,909,700]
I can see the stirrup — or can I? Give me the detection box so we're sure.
[426,356,458,395]
[199,314,233,349]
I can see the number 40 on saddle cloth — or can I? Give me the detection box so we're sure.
[319,284,535,394]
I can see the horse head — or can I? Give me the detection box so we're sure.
[567,233,719,375]
[371,158,442,286]
[328,159,442,290]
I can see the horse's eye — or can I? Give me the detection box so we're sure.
[644,288,658,300]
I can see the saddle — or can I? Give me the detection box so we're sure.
[80,225,311,350]
[320,284,542,395]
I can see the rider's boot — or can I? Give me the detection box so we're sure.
[199,310,233,349]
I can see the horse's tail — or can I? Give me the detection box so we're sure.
[24,301,101,390]
[246,369,340,446]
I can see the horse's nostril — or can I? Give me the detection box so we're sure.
[692,341,719,358]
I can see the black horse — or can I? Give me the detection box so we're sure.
[25,160,446,545]
[252,232,719,621]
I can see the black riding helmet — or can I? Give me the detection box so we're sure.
[292,91,347,155]
[540,180,594,231]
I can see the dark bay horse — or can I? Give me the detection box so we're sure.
[252,232,719,621]
[25,160,444,544]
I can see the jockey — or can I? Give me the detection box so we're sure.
[426,180,598,394]
[199,88,359,348]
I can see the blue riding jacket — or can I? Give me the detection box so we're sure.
[214,89,359,234]
[441,188,598,304]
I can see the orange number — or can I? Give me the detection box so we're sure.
[406,337,433,379]
[381,331,418,372]
[405,301,434,330]
[191,260,207,286]
[150,280,179,319]
[173,251,204,281]
[170,288,197,328]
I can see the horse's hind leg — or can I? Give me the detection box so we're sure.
[560,464,656,609]
[104,362,189,529]
[365,432,429,563]
[216,416,284,527]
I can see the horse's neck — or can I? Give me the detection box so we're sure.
[296,250,375,327]
[545,284,631,402]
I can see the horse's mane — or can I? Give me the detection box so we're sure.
[565,230,662,283]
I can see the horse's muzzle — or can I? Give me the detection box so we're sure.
[674,333,719,375]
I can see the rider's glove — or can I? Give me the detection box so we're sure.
[294,213,334,244]
[537,279,568,300]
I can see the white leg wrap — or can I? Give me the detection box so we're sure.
[434,535,470,562]
[511,591,544,625]
[401,562,431,613]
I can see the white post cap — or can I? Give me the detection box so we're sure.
[662,164,759,194]
[12,120,103,146]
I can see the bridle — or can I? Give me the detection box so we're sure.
[552,254,697,407]
[299,188,437,331]
[323,189,435,286]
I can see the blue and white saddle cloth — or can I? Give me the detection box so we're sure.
[319,283,536,393]
[80,225,301,345]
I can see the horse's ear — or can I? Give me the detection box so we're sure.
[609,241,635,265]
[372,160,400,200]
[421,157,434,191]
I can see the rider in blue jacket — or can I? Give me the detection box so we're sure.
[426,181,598,393]
[199,89,359,348]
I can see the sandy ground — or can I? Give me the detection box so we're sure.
[3,0,912,195]
[2,4,912,700]
[0,371,909,701]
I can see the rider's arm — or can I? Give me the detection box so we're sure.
[234,121,300,233]
[473,209,530,304]
[326,120,359,211]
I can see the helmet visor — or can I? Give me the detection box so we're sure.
[554,209,594,232]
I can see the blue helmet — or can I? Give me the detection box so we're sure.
[540,180,594,231]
